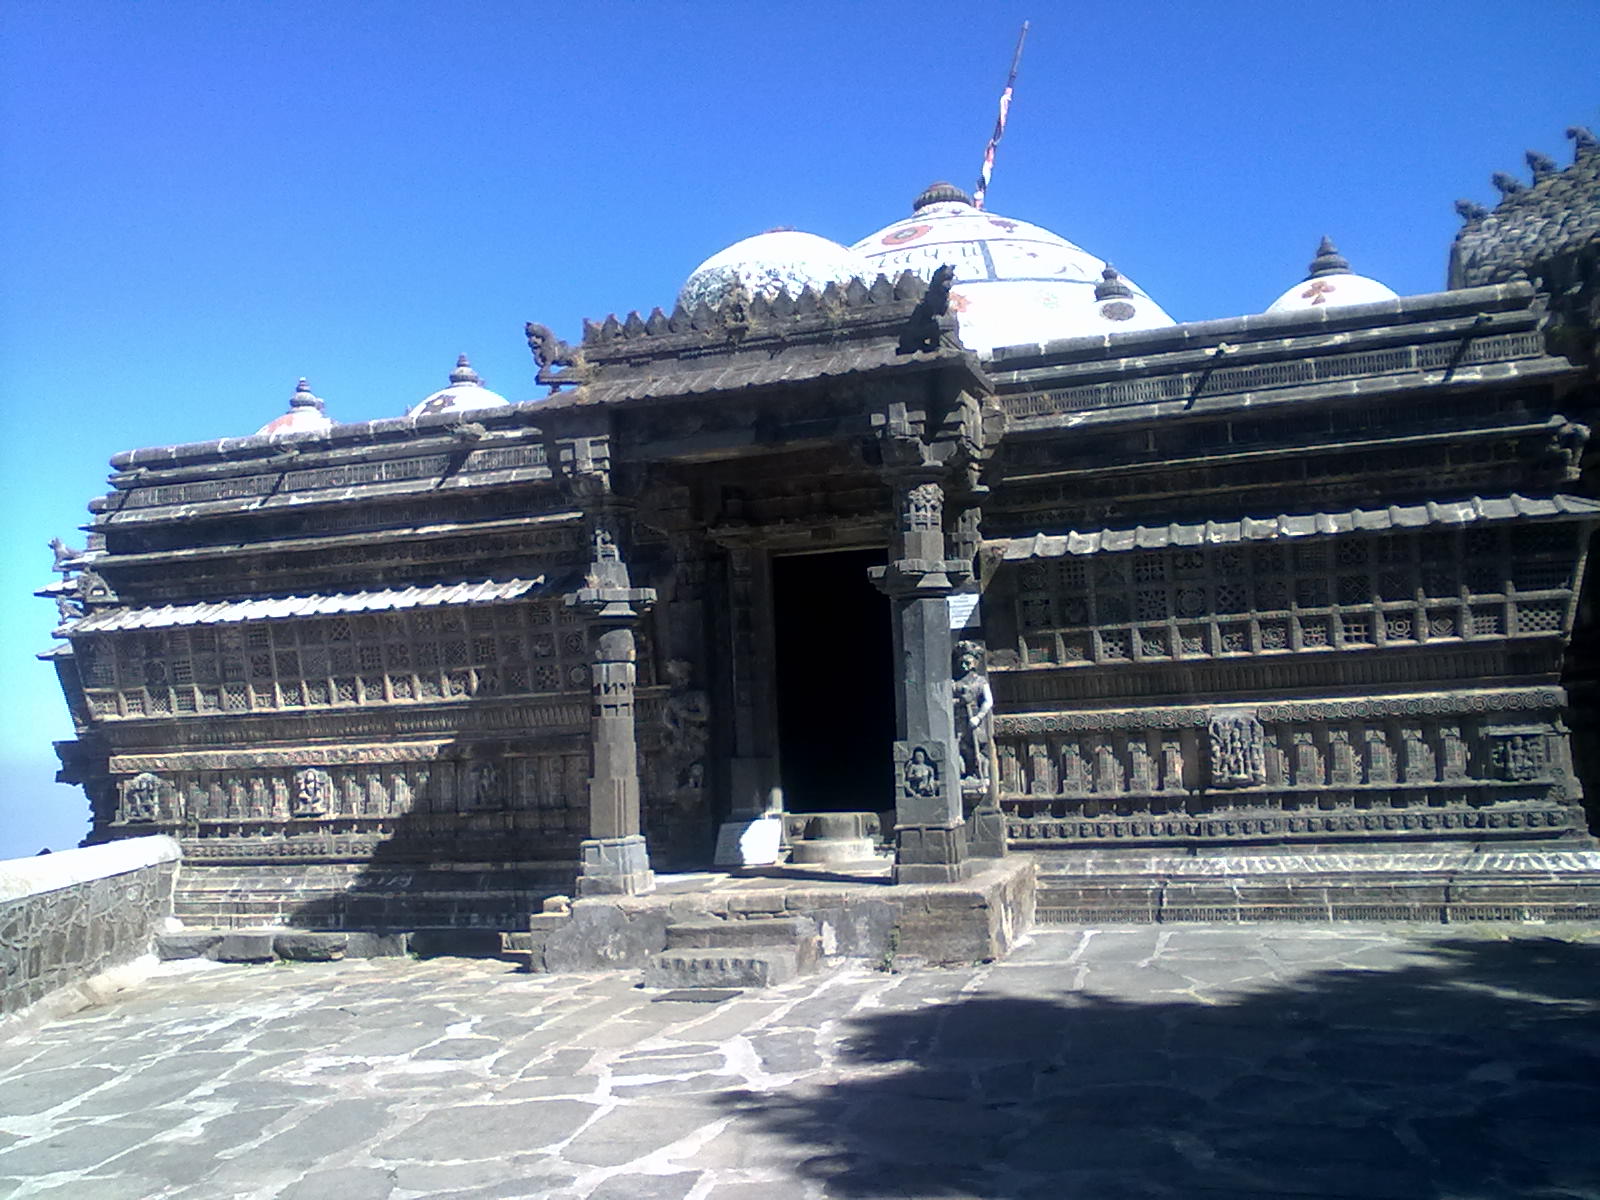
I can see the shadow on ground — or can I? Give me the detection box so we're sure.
[718,934,1600,1199]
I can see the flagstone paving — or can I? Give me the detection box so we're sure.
[1,924,1597,1199]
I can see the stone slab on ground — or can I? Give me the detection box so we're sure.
[0,923,1596,1198]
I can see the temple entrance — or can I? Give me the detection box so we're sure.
[772,548,895,813]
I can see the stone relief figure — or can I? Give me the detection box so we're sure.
[905,482,943,531]
[662,659,710,793]
[1488,732,1547,782]
[1207,709,1266,788]
[121,773,162,823]
[950,641,993,790]
[903,746,939,798]
[466,762,501,808]
[292,768,331,818]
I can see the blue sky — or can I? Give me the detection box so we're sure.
[1,1,1596,857]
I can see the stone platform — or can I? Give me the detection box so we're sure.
[527,857,1036,976]
[1035,845,1600,924]
[2,923,1597,1199]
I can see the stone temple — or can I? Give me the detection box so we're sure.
[37,129,1600,936]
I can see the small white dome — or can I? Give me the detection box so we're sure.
[1267,238,1399,313]
[256,378,333,437]
[679,229,869,311]
[406,355,508,419]
[852,182,1174,355]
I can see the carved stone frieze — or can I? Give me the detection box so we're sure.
[995,687,1567,735]
[1007,802,1582,845]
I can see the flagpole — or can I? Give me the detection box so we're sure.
[973,20,1030,212]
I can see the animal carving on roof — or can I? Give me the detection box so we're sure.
[525,322,586,390]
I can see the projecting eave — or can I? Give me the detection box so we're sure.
[989,493,1600,560]
[106,396,559,473]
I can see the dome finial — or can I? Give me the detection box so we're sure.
[254,377,332,436]
[913,181,973,211]
[288,377,324,412]
[449,354,482,386]
[1095,266,1133,301]
[1307,236,1351,278]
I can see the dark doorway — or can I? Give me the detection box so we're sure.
[772,548,896,812]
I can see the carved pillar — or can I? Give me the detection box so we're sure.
[1328,726,1359,786]
[1160,735,1185,792]
[1436,723,1469,780]
[1399,723,1435,784]
[873,475,971,883]
[568,508,658,896]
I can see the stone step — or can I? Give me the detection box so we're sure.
[641,947,803,990]
[663,916,818,950]
[1034,854,1600,925]
[156,926,528,964]
[171,863,572,930]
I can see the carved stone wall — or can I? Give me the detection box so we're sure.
[995,690,1585,845]
[73,601,634,723]
[1002,525,1579,670]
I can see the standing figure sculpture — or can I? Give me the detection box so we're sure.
[951,640,994,790]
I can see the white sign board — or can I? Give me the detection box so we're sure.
[713,816,783,867]
[948,592,981,631]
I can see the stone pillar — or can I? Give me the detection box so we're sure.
[713,543,784,866]
[873,477,971,883]
[568,511,657,897]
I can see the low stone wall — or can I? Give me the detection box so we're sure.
[0,836,180,1030]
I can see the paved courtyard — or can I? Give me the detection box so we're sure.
[0,924,1597,1199]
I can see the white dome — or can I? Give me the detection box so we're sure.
[851,182,1174,355]
[406,355,508,419]
[1267,238,1399,314]
[256,378,333,437]
[679,230,869,311]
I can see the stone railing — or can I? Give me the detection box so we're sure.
[0,836,179,1032]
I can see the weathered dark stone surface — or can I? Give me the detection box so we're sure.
[0,925,1594,1197]
[533,898,671,972]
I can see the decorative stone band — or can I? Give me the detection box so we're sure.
[109,741,455,774]
[91,694,657,750]
[1008,804,1581,844]
[994,686,1566,735]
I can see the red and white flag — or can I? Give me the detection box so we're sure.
[973,21,1029,211]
